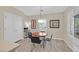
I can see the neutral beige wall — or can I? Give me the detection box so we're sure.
[63,7,73,38]
[0,6,28,40]
[0,11,4,40]
[63,7,79,51]
[27,12,65,39]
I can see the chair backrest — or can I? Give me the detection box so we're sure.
[28,32,32,38]
[31,37,41,44]
[50,34,53,40]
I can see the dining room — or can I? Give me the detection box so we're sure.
[14,6,73,52]
[0,6,76,52]
[1,6,78,52]
[1,1,79,59]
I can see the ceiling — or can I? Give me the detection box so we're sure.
[15,6,68,16]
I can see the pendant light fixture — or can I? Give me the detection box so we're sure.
[38,6,47,32]
[38,6,44,23]
[40,6,43,19]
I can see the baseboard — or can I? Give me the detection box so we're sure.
[64,39,79,52]
[14,39,24,43]
[64,34,79,52]
[53,38,63,40]
[64,40,79,52]
[15,40,22,43]
[54,38,75,51]
[64,39,75,52]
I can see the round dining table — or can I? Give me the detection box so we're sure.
[32,31,47,48]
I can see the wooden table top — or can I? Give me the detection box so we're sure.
[32,32,47,37]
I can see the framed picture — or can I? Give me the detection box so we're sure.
[50,20,60,28]
[31,19,36,29]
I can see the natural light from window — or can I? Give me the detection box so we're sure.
[38,19,47,31]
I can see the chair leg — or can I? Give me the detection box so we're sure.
[30,44,33,52]
[30,43,35,52]
[40,44,43,48]
[43,40,46,48]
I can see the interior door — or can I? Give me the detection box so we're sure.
[4,13,16,42]
[4,12,23,42]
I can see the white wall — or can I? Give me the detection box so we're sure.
[63,7,79,52]
[0,7,28,41]
[24,12,65,39]
[4,12,24,42]
[23,7,79,52]
[0,12,4,40]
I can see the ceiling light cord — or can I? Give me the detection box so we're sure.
[40,6,43,19]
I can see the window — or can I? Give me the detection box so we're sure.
[74,14,79,39]
[38,19,47,31]
[67,10,74,36]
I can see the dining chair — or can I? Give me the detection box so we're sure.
[28,32,32,38]
[28,32,42,51]
[46,34,53,41]
[45,34,53,50]
[30,37,42,52]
